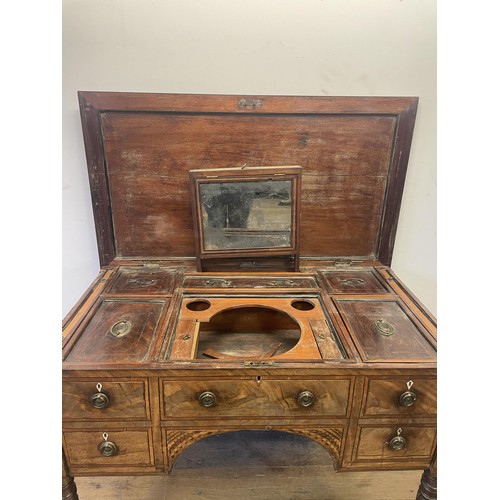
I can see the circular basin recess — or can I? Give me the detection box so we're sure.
[291,299,315,311]
[197,306,301,359]
[186,299,212,311]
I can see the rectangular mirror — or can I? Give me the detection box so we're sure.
[190,166,302,271]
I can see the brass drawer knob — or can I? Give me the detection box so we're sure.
[198,391,217,408]
[90,383,110,409]
[388,428,407,451]
[98,433,118,457]
[297,390,315,408]
[399,380,417,407]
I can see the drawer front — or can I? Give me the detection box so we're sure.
[62,380,149,420]
[63,429,154,468]
[353,424,436,463]
[362,378,436,417]
[162,378,351,418]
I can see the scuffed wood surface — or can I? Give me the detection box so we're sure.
[75,469,422,500]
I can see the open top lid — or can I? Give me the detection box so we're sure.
[78,92,418,267]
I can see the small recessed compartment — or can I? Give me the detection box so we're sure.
[196,306,301,359]
[291,299,315,311]
[186,300,212,311]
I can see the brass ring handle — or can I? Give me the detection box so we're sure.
[198,391,217,408]
[373,318,395,336]
[90,383,110,409]
[90,392,110,409]
[98,433,118,457]
[399,381,417,407]
[388,428,407,451]
[297,390,315,408]
[109,319,132,338]
[399,391,417,406]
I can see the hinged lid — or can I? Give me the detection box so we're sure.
[78,92,418,267]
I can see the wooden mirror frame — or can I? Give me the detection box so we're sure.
[189,166,302,272]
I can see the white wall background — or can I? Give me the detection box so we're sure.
[62,0,436,317]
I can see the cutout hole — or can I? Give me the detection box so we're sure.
[186,299,212,311]
[196,306,301,358]
[291,300,315,311]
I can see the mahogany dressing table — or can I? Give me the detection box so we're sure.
[62,92,436,499]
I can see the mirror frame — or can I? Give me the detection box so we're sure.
[189,166,302,271]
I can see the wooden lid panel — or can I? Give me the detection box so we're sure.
[78,93,417,265]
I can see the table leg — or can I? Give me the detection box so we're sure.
[416,449,437,499]
[62,451,79,500]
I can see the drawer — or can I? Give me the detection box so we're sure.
[62,379,150,420]
[162,378,351,419]
[362,377,436,417]
[320,270,391,295]
[63,428,154,469]
[352,424,436,464]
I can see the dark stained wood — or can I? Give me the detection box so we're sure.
[77,93,417,266]
[320,269,393,295]
[62,451,78,500]
[65,299,167,364]
[107,268,177,295]
[377,98,419,265]
[78,94,115,265]
[335,299,437,362]
[417,449,437,499]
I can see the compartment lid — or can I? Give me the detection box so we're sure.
[78,92,418,266]
[336,299,436,363]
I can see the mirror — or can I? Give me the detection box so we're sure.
[200,179,293,251]
[190,166,302,271]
